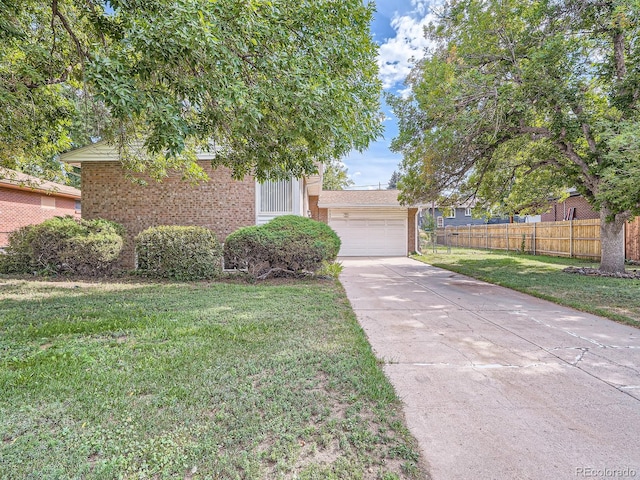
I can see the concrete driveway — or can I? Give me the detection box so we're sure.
[340,257,640,480]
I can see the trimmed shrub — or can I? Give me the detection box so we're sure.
[0,216,124,275]
[60,232,124,275]
[223,215,341,278]
[222,225,270,273]
[0,225,35,274]
[135,226,222,280]
[28,216,85,272]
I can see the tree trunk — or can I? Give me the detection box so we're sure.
[599,208,626,273]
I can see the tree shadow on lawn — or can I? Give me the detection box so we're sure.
[428,256,640,327]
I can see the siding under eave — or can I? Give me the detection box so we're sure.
[61,141,221,164]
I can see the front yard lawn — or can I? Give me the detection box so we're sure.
[414,248,640,328]
[0,278,425,479]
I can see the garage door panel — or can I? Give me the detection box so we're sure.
[328,208,407,256]
[385,219,406,227]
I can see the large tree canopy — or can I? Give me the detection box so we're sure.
[0,0,382,182]
[390,0,640,273]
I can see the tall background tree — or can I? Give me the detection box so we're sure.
[322,159,354,190]
[390,0,640,273]
[387,170,401,189]
[0,0,382,183]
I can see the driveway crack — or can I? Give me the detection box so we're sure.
[572,348,588,366]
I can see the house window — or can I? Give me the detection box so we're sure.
[259,179,292,213]
[437,216,444,228]
[75,200,81,211]
[41,196,56,209]
[465,207,472,217]
[444,207,455,219]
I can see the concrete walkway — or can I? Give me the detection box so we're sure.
[340,257,640,480]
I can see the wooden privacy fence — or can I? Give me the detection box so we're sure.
[435,219,602,259]
[627,218,640,261]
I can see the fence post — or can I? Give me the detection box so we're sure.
[486,224,489,250]
[623,219,626,259]
[533,222,537,256]
[506,223,509,251]
[570,219,573,258]
[469,224,472,248]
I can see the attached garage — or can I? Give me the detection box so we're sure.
[315,190,419,257]
[328,208,407,256]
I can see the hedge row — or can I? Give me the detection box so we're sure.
[1,215,341,280]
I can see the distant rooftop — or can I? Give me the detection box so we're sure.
[0,168,81,198]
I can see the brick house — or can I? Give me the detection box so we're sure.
[61,142,323,267]
[61,142,419,265]
[0,169,81,247]
[541,190,599,221]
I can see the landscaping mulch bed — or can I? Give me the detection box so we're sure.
[563,266,640,280]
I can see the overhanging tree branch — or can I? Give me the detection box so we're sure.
[51,0,88,60]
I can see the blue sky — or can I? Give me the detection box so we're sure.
[342,0,437,189]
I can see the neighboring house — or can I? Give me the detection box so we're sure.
[420,203,521,229]
[540,190,640,261]
[0,169,81,247]
[541,190,599,221]
[423,205,486,228]
[314,190,419,256]
[60,142,323,267]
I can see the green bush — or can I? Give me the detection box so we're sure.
[223,215,341,278]
[222,225,269,273]
[315,260,344,279]
[61,232,124,275]
[0,225,35,274]
[0,216,124,275]
[135,226,222,280]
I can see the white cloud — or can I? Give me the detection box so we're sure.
[334,160,348,169]
[396,86,414,99]
[410,0,430,16]
[377,3,441,90]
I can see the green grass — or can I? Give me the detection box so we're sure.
[0,278,426,480]
[414,247,640,328]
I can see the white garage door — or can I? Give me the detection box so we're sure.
[329,208,407,256]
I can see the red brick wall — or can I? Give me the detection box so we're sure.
[81,162,255,267]
[408,207,418,253]
[317,207,328,224]
[0,187,79,246]
[541,195,599,222]
[308,195,329,224]
[308,195,320,221]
